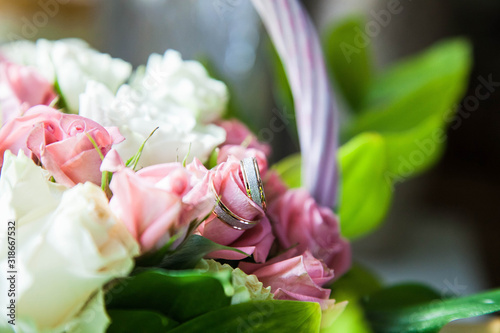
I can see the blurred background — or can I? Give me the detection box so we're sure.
[1,0,498,300]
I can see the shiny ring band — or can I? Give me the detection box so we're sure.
[240,157,267,211]
[211,157,266,230]
[213,189,261,230]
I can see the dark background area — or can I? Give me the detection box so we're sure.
[433,0,500,287]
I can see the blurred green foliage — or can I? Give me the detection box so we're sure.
[322,264,382,333]
[323,17,374,112]
[363,284,500,333]
[273,16,472,240]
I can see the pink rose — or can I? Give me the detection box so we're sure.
[217,119,271,155]
[0,105,122,187]
[241,250,337,308]
[217,145,268,175]
[197,156,274,263]
[0,61,56,125]
[263,170,288,203]
[268,188,351,277]
[240,250,347,328]
[108,157,215,253]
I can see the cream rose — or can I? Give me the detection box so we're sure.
[79,50,227,168]
[0,151,139,332]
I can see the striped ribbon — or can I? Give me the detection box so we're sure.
[251,0,340,208]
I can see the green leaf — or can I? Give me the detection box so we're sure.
[381,116,447,180]
[271,153,302,188]
[345,38,472,178]
[106,268,232,323]
[86,133,105,160]
[53,79,70,113]
[357,39,471,126]
[330,264,383,300]
[134,233,182,267]
[182,143,192,167]
[323,264,382,333]
[85,132,112,194]
[168,300,322,333]
[272,133,393,240]
[125,127,159,171]
[159,234,248,270]
[363,284,500,333]
[322,300,373,333]
[324,16,374,111]
[276,39,472,239]
[205,147,220,170]
[365,284,442,310]
[107,310,179,332]
[338,133,393,239]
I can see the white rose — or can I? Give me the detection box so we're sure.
[0,151,139,333]
[130,50,228,123]
[79,50,228,168]
[0,40,41,72]
[1,39,132,113]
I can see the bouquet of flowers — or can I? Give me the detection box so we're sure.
[1,1,499,332]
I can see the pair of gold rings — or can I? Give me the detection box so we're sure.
[213,157,267,230]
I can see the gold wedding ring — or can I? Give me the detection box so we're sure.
[240,157,267,211]
[212,157,267,230]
